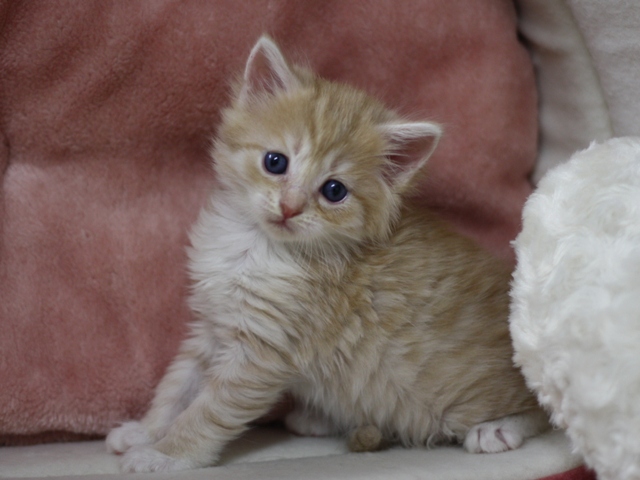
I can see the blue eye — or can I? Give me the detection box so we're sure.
[321,179,348,203]
[264,151,288,174]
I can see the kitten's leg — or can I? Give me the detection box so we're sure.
[463,408,549,454]
[106,353,203,454]
[284,406,339,437]
[120,358,288,473]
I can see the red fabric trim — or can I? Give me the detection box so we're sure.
[539,465,597,480]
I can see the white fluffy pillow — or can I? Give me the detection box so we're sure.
[510,137,640,480]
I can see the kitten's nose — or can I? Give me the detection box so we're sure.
[279,200,303,220]
[279,188,307,220]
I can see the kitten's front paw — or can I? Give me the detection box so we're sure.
[106,421,151,454]
[120,446,194,473]
[463,420,523,453]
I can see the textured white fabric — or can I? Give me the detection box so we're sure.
[511,137,640,480]
[0,427,580,479]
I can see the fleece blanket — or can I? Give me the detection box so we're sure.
[0,0,536,445]
[0,429,587,480]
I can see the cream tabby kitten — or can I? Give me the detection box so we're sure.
[106,35,548,472]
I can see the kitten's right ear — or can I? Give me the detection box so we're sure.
[378,121,442,193]
[238,35,299,104]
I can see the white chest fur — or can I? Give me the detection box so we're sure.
[186,200,309,349]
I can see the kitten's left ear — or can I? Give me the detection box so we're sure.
[238,35,300,104]
[378,122,442,193]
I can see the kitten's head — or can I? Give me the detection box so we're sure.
[213,35,441,249]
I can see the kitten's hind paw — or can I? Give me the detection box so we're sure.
[464,409,549,454]
[464,420,523,453]
[106,421,151,454]
[120,446,194,473]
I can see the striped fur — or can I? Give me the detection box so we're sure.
[106,36,547,473]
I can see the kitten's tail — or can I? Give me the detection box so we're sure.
[347,425,386,453]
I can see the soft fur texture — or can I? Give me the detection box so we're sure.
[105,36,547,473]
[510,137,640,480]
[0,0,537,443]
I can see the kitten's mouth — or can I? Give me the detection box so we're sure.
[268,217,295,233]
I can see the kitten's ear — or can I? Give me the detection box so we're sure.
[238,35,300,104]
[378,122,442,192]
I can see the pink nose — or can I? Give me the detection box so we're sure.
[280,201,303,220]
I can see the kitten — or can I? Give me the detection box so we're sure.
[106,35,548,473]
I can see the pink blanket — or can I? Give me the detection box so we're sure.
[0,0,536,444]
